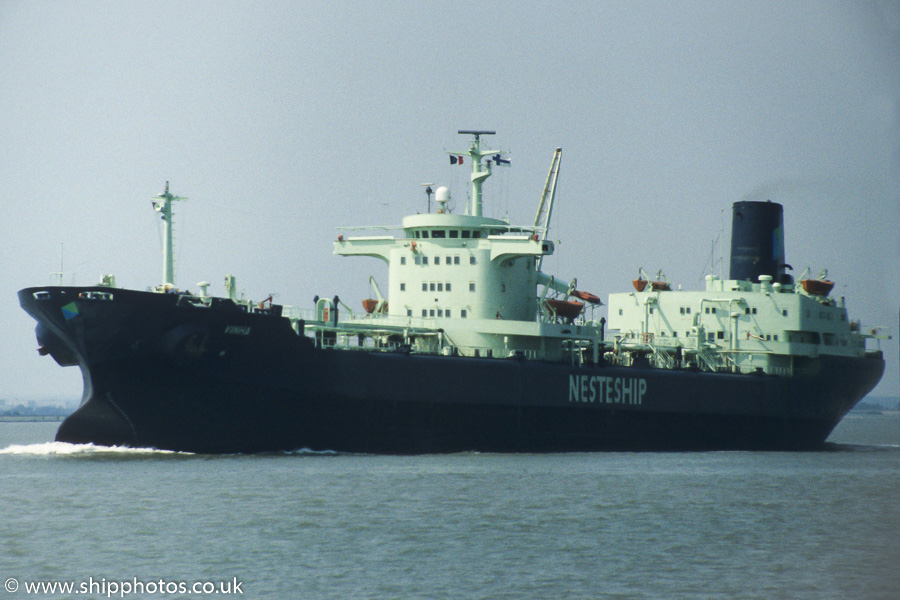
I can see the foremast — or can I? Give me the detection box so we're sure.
[151,182,187,287]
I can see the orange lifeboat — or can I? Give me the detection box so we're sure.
[801,279,835,296]
[362,299,378,314]
[633,279,670,292]
[544,298,585,320]
[572,289,602,305]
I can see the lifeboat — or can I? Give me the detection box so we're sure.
[633,279,670,292]
[571,289,602,304]
[543,298,584,320]
[362,299,383,313]
[801,279,834,296]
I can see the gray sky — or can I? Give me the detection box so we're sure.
[1,0,897,401]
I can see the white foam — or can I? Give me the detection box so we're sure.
[0,441,186,456]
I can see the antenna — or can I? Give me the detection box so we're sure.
[151,181,188,286]
[422,182,434,213]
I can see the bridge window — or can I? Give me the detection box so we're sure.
[461,231,471,239]
[449,230,458,238]
[421,231,429,239]
[432,230,446,239]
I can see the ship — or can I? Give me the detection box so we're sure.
[18,131,886,453]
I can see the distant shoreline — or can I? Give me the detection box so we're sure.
[0,415,68,422]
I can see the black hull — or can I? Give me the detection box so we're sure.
[20,287,886,454]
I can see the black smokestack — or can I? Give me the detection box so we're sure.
[729,200,789,283]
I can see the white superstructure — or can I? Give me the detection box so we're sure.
[317,131,602,361]
[305,131,886,373]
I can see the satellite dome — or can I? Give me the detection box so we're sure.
[435,186,450,203]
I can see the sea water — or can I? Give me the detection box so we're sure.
[1,415,898,600]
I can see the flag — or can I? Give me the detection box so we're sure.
[450,155,464,165]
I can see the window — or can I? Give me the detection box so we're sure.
[449,230,458,238]
[434,256,440,265]
[432,230,446,239]
[618,309,623,316]
[437,309,443,317]
[422,309,427,317]
[400,283,406,291]
[716,331,724,339]
[461,309,467,318]
[407,309,412,316]
[470,256,476,265]
[421,231,429,239]
[422,256,428,265]
[454,256,460,265]
[422,283,427,291]
[429,309,435,317]
[446,283,452,292]
[783,309,788,316]
[752,308,757,314]
[415,256,421,265]
[415,231,420,238]
[461,231,471,239]
[446,255,451,264]
[429,283,435,291]
[437,283,443,292]
[469,283,476,292]
[446,309,451,318]
[400,256,406,265]
[472,231,481,238]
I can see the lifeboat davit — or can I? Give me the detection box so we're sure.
[544,298,585,320]
[801,279,835,296]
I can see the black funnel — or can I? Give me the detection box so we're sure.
[729,201,788,283]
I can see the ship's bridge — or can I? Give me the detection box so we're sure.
[335,212,554,322]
